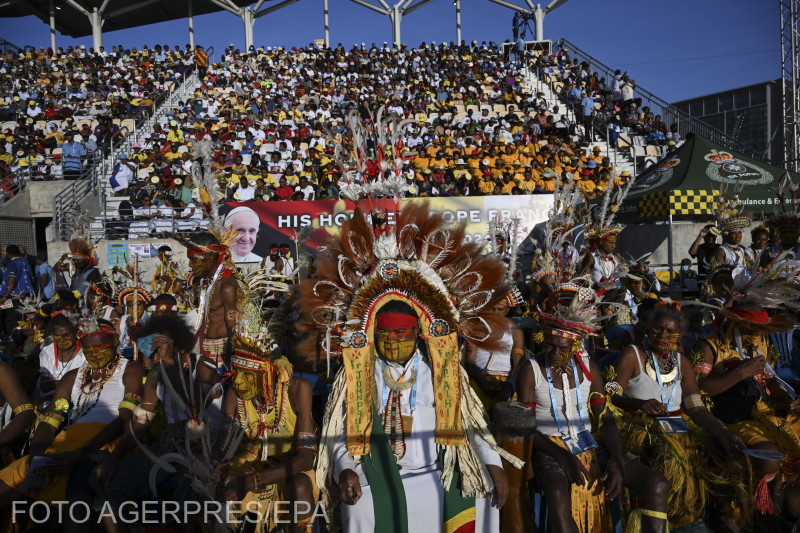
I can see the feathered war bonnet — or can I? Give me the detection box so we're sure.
[298,203,511,456]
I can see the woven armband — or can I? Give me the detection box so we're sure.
[298,432,319,451]
[511,348,525,356]
[133,405,156,425]
[684,393,705,410]
[12,403,34,416]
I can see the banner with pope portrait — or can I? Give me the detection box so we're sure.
[218,195,555,264]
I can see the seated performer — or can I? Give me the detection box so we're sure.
[36,315,86,401]
[219,331,318,532]
[464,295,525,411]
[696,297,800,521]
[609,302,746,531]
[305,205,522,533]
[90,314,222,533]
[0,319,143,529]
[517,282,669,533]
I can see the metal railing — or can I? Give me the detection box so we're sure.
[0,38,22,56]
[87,66,202,239]
[556,38,760,160]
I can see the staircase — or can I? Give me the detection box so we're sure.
[51,70,201,241]
[522,67,637,177]
[553,38,759,160]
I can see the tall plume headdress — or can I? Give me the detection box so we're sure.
[532,172,583,285]
[714,181,752,234]
[584,176,634,244]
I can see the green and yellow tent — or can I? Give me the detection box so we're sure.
[616,134,800,222]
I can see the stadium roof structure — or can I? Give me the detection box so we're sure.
[0,0,253,39]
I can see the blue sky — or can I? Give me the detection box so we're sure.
[0,0,777,102]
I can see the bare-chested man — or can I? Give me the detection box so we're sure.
[184,231,239,369]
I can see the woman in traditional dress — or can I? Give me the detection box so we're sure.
[609,302,746,531]
[36,315,86,401]
[0,319,144,531]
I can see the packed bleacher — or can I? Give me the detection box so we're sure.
[0,44,197,201]
[97,41,664,239]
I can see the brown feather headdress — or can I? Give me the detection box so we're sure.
[298,203,511,455]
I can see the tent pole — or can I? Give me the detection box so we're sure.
[668,214,674,287]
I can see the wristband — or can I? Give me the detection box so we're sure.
[12,403,34,416]
[133,405,156,425]
[40,415,62,429]
[684,393,705,410]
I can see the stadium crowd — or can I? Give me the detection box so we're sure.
[97,41,676,240]
[9,38,800,533]
[0,44,202,198]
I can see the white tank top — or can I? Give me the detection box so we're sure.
[531,353,592,439]
[70,358,129,425]
[474,328,513,377]
[624,345,682,409]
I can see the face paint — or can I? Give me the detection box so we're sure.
[53,326,76,351]
[232,369,262,401]
[83,340,116,368]
[543,332,577,370]
[648,319,682,353]
[374,327,417,362]
[187,251,219,277]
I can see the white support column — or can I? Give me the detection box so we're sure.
[188,0,195,48]
[350,0,434,48]
[323,0,330,47]
[90,8,103,49]
[533,4,544,41]
[66,0,111,50]
[455,0,461,44]
[391,4,401,46]
[243,7,255,50]
[49,0,56,50]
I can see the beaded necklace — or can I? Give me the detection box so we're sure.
[73,356,122,422]
[236,380,288,462]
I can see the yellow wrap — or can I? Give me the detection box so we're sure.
[0,422,114,503]
[618,414,704,529]
[545,435,611,533]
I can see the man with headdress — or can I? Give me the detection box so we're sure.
[0,318,144,517]
[54,236,101,297]
[712,199,752,271]
[182,230,240,368]
[580,225,623,288]
[218,328,318,532]
[304,205,522,533]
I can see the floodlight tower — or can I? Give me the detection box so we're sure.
[488,0,570,41]
[350,0,437,48]
[782,0,800,171]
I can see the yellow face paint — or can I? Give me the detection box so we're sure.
[374,327,418,363]
[83,342,115,369]
[232,369,262,401]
